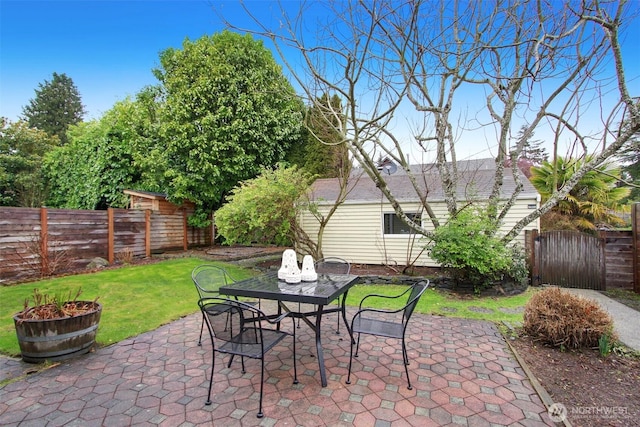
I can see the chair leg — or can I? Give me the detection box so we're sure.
[205,347,216,405]
[346,332,355,384]
[257,357,265,418]
[402,340,409,365]
[198,315,205,346]
[354,333,361,358]
[401,340,412,390]
[292,331,299,385]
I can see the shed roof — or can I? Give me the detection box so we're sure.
[123,190,168,200]
[310,158,539,204]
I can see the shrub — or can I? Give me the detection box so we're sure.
[523,287,617,349]
[426,207,525,292]
[215,165,312,246]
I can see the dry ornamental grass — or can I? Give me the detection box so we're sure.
[523,286,616,349]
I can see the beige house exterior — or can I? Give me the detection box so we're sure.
[299,158,540,267]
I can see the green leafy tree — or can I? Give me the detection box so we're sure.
[22,73,85,144]
[215,166,312,246]
[44,97,157,209]
[530,157,630,232]
[154,31,303,225]
[426,208,527,292]
[0,119,59,206]
[44,121,104,209]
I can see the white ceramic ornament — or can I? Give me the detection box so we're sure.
[300,255,318,281]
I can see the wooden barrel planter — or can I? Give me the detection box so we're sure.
[13,302,102,363]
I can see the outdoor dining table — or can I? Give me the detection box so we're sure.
[218,270,360,387]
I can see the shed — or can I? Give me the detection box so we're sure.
[123,190,196,215]
[298,158,540,267]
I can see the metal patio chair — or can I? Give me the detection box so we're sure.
[198,297,298,418]
[346,280,430,390]
[191,264,258,346]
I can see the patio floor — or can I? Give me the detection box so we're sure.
[0,305,555,426]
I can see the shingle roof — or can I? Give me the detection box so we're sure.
[309,158,539,203]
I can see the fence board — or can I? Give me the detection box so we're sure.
[535,230,605,290]
[0,206,209,284]
[531,228,636,291]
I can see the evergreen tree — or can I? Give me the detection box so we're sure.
[22,72,85,144]
[288,94,349,179]
[617,119,640,202]
[508,126,548,178]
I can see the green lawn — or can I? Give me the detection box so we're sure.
[1,257,534,357]
[0,258,254,356]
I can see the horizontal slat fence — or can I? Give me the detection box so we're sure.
[601,230,634,289]
[0,208,42,283]
[150,211,188,253]
[0,206,210,284]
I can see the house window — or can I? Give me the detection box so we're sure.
[383,212,420,235]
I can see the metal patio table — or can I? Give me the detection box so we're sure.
[219,270,359,387]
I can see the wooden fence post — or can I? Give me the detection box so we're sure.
[598,230,607,291]
[633,203,640,293]
[40,207,48,276]
[529,229,539,286]
[182,209,188,250]
[210,212,215,246]
[107,208,114,264]
[145,210,151,258]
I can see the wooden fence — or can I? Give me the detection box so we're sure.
[527,203,640,292]
[0,206,210,284]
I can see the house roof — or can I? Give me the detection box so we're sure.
[123,190,168,200]
[309,158,539,204]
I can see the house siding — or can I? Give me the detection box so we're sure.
[300,198,539,267]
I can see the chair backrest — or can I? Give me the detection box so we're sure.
[403,281,430,323]
[315,257,351,274]
[198,297,263,349]
[192,265,235,299]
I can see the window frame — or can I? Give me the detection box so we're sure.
[382,212,421,235]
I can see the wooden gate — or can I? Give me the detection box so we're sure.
[533,230,606,290]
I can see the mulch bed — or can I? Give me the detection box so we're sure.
[510,335,640,426]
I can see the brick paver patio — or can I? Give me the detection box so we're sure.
[0,306,555,426]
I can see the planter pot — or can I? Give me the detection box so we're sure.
[13,302,102,363]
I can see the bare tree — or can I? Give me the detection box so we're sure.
[223,0,640,243]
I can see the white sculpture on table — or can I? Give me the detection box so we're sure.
[300,255,318,281]
[278,249,301,283]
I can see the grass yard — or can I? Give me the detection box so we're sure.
[0,257,534,357]
[0,258,254,356]
[345,284,533,324]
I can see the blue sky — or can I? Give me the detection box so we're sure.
[0,1,252,121]
[1,1,639,161]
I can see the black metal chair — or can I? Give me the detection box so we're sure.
[314,257,351,333]
[191,265,258,346]
[346,280,430,390]
[198,297,298,418]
